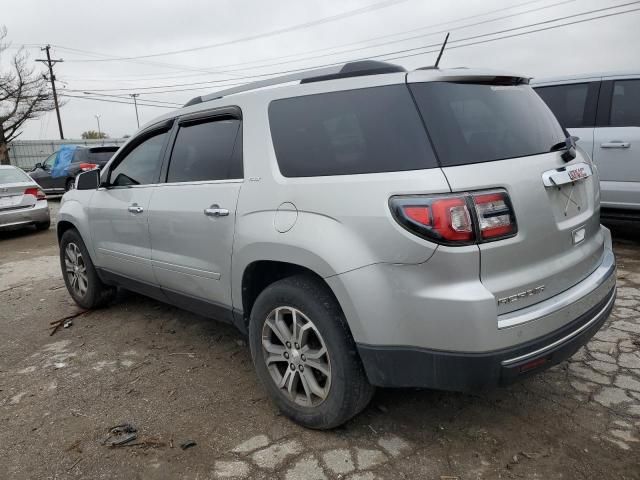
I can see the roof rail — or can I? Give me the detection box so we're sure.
[183,60,406,107]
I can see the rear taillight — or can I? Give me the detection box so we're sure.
[473,192,516,240]
[79,163,98,172]
[24,187,46,201]
[390,190,517,245]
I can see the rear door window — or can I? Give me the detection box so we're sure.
[535,83,592,128]
[269,85,437,177]
[610,79,640,127]
[410,82,565,167]
[166,118,242,183]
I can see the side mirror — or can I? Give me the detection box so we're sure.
[34,162,43,169]
[76,169,101,190]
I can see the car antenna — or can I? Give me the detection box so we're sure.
[434,32,450,68]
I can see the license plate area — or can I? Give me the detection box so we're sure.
[0,195,19,209]
[542,162,592,187]
[542,162,593,220]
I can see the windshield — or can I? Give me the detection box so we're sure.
[410,82,566,167]
[0,168,31,184]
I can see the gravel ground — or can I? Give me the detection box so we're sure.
[0,199,639,480]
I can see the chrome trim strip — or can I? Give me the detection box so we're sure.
[501,288,616,366]
[497,249,615,329]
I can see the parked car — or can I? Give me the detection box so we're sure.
[0,165,50,231]
[29,145,120,194]
[532,72,640,217]
[57,61,616,429]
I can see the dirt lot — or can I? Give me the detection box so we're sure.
[1,199,639,480]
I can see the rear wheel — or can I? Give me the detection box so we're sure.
[59,229,115,309]
[249,274,374,429]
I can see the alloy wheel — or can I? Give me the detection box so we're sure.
[261,306,331,407]
[64,242,88,297]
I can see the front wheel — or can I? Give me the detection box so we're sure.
[249,274,374,429]
[59,229,116,309]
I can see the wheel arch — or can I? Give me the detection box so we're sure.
[237,256,360,342]
[56,199,98,263]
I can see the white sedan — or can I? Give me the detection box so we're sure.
[0,165,51,231]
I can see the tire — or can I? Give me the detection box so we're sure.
[59,229,116,309]
[35,220,51,231]
[65,178,75,192]
[249,274,374,429]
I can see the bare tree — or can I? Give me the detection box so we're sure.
[0,27,57,165]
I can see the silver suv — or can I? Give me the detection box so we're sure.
[58,61,617,429]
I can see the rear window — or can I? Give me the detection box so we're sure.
[534,83,591,128]
[410,82,566,167]
[0,168,30,184]
[73,148,119,164]
[269,85,437,177]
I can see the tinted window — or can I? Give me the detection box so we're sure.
[74,148,119,165]
[411,82,565,167]
[610,80,640,127]
[269,85,437,177]
[0,167,31,183]
[110,131,168,186]
[535,83,590,128]
[167,119,241,182]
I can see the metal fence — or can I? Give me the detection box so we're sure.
[7,139,127,169]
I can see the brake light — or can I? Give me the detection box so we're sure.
[79,163,98,172]
[24,187,46,200]
[390,190,517,245]
[430,197,473,242]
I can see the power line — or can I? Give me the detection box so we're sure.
[59,0,575,85]
[68,2,640,95]
[61,0,411,63]
[53,45,244,78]
[75,91,182,106]
[53,0,555,82]
[388,4,640,60]
[59,93,175,109]
[197,0,581,75]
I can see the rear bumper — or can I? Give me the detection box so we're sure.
[358,285,615,391]
[0,201,50,229]
[355,245,617,391]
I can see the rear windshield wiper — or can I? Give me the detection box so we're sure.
[550,136,576,162]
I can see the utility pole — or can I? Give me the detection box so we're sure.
[36,45,64,139]
[95,114,102,138]
[129,94,140,128]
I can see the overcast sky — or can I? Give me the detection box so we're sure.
[1,0,639,140]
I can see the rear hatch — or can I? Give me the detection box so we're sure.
[76,146,120,167]
[0,169,40,211]
[408,72,604,315]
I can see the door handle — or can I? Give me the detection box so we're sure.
[601,141,630,149]
[204,205,229,217]
[128,204,144,214]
